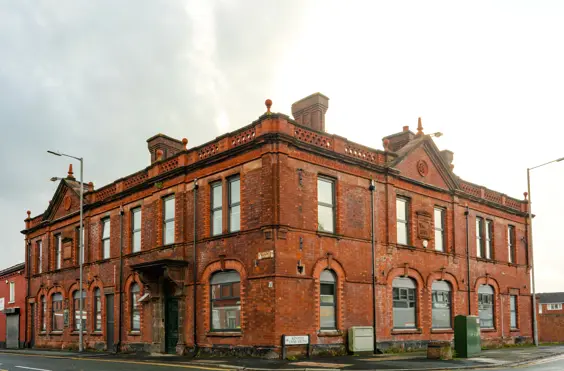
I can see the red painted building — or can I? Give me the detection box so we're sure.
[0,263,26,348]
[22,93,533,356]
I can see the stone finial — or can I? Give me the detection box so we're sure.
[67,164,75,180]
[182,138,188,150]
[524,192,528,201]
[156,149,164,161]
[26,210,31,219]
[416,117,424,136]
[265,99,272,113]
[383,138,391,152]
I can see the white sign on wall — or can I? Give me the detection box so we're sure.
[284,335,309,345]
[0,297,4,311]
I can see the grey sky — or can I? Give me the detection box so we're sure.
[1,1,563,292]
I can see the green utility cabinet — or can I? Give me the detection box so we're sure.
[454,315,481,358]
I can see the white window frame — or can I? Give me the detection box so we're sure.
[55,234,62,270]
[548,303,563,311]
[9,281,15,303]
[102,218,111,259]
[37,240,43,274]
[433,207,445,252]
[396,198,409,245]
[131,207,142,253]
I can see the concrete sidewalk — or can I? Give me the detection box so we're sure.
[1,345,563,370]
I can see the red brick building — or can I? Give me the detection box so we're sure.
[22,93,533,356]
[0,263,26,348]
[537,293,564,343]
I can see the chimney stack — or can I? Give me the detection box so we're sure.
[382,126,416,152]
[147,134,184,164]
[291,93,329,132]
[440,150,454,167]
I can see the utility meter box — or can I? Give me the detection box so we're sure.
[348,326,374,353]
[454,315,481,358]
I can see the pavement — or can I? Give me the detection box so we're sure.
[0,345,563,370]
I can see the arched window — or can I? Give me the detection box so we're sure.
[392,277,417,329]
[94,288,102,331]
[52,293,63,331]
[432,281,451,329]
[73,290,87,331]
[210,271,241,331]
[130,283,141,331]
[478,285,495,328]
[40,296,46,331]
[320,270,337,329]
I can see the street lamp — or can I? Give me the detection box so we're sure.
[527,156,564,346]
[48,150,84,352]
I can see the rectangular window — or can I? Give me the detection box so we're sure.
[508,225,516,263]
[102,218,111,259]
[434,208,445,252]
[432,282,451,328]
[52,293,64,331]
[55,234,62,270]
[210,276,241,331]
[396,198,409,245]
[478,293,494,328]
[485,219,493,259]
[548,303,563,311]
[163,196,175,244]
[228,177,241,233]
[510,295,518,329]
[211,182,223,236]
[317,177,335,233]
[476,217,484,258]
[37,240,42,274]
[94,290,102,331]
[131,208,142,253]
[9,282,15,303]
[392,286,416,328]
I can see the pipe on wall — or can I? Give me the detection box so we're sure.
[192,179,199,354]
[118,205,124,352]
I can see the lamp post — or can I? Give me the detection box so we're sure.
[527,156,564,347]
[48,150,84,352]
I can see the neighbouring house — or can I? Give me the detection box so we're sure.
[22,93,533,356]
[0,263,26,348]
[537,292,564,343]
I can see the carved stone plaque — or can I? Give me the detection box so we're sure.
[416,211,432,240]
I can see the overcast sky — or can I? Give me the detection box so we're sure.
[1,1,563,292]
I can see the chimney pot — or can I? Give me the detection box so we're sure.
[147,133,184,164]
[403,126,409,132]
[291,93,329,132]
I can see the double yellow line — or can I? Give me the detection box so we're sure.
[0,352,231,370]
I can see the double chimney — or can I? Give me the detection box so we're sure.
[291,93,329,132]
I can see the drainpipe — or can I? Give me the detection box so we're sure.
[464,205,471,315]
[192,179,199,354]
[118,205,124,352]
[25,240,31,348]
[369,179,377,353]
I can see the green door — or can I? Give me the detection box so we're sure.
[165,298,179,354]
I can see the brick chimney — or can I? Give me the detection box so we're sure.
[382,125,416,152]
[291,93,329,132]
[147,134,184,164]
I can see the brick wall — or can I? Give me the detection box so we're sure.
[23,113,532,355]
[0,265,26,348]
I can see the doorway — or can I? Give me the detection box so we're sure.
[30,303,35,348]
[106,294,115,351]
[165,298,179,354]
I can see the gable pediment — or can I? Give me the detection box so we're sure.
[42,180,83,222]
[391,138,460,191]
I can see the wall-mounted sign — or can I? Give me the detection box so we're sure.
[257,250,274,260]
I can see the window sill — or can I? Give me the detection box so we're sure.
[431,328,454,334]
[70,331,87,336]
[129,331,141,336]
[316,231,341,239]
[510,328,520,332]
[205,231,243,242]
[481,328,496,333]
[90,331,103,336]
[317,330,343,337]
[39,331,47,335]
[8,301,15,304]
[476,258,495,263]
[396,243,417,250]
[49,331,63,336]
[207,331,242,337]
[392,328,422,335]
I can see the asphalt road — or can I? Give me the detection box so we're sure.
[1,352,564,371]
[0,353,229,371]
